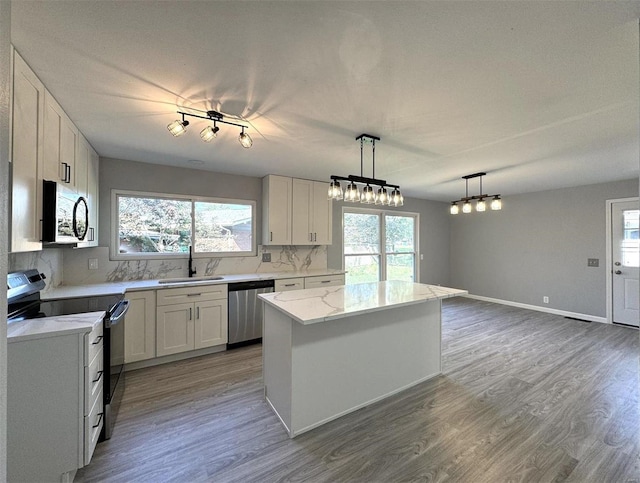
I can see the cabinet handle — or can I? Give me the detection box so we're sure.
[284,283,295,287]
[92,370,103,383]
[196,306,200,319]
[270,231,273,242]
[67,164,71,183]
[92,412,104,429]
[321,280,331,284]
[314,232,317,242]
[89,227,95,242]
[187,293,201,297]
[92,335,103,345]
[61,162,68,182]
[189,307,192,320]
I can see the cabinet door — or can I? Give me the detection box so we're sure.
[86,148,99,246]
[43,90,77,187]
[125,291,157,363]
[156,303,194,356]
[75,134,89,198]
[292,178,313,245]
[194,299,228,349]
[304,274,345,289]
[11,50,44,253]
[263,175,292,245]
[312,181,332,245]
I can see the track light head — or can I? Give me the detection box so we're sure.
[200,125,220,143]
[239,129,253,148]
[167,118,189,137]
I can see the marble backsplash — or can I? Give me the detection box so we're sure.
[9,249,64,292]
[47,245,328,287]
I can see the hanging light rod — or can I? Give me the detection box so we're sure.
[450,172,502,214]
[167,109,252,148]
[328,134,403,207]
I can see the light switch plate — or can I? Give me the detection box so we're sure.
[262,253,271,262]
[587,258,599,267]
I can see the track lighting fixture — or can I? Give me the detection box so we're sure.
[167,109,252,148]
[328,134,403,207]
[450,172,502,215]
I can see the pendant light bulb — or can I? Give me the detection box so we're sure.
[375,187,388,205]
[462,200,472,213]
[345,182,360,202]
[328,180,343,200]
[450,202,459,215]
[238,128,253,148]
[361,185,375,204]
[476,198,486,212]
[491,195,502,211]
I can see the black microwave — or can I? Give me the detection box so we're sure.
[42,180,89,244]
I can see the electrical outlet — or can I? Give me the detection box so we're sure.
[543,296,549,304]
[587,258,599,267]
[88,258,99,270]
[262,253,271,263]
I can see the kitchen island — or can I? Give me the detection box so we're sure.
[258,281,467,438]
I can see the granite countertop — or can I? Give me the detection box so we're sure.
[259,281,467,325]
[8,311,105,343]
[42,268,346,300]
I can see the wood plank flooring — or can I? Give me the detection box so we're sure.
[75,298,639,482]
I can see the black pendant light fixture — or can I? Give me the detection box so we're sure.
[450,172,502,214]
[328,134,403,207]
[167,109,252,148]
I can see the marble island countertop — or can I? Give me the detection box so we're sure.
[8,312,105,343]
[42,268,346,300]
[259,281,467,325]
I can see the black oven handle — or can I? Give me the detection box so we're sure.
[107,300,130,327]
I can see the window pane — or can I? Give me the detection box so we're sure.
[622,209,639,267]
[118,196,191,254]
[386,215,414,253]
[387,254,415,282]
[344,213,380,254]
[194,201,253,253]
[345,255,380,284]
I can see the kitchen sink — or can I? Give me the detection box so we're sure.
[158,276,225,284]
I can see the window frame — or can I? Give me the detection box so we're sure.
[111,189,257,260]
[342,207,420,284]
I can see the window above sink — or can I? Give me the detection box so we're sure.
[111,189,256,260]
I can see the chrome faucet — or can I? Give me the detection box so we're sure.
[188,245,197,278]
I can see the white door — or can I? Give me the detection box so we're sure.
[612,200,639,326]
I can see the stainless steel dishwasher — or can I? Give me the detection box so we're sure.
[227,279,275,349]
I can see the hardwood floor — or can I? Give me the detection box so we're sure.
[76,298,639,482]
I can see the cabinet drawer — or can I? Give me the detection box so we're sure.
[85,347,104,414]
[275,278,305,292]
[304,275,345,289]
[84,322,104,366]
[84,389,103,465]
[157,284,228,306]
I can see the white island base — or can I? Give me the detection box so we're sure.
[261,282,462,438]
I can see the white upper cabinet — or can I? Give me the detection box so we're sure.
[43,89,78,188]
[292,178,332,245]
[262,175,292,245]
[10,50,45,253]
[75,133,90,199]
[86,146,99,246]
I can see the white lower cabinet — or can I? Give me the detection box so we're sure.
[275,277,305,292]
[7,321,103,482]
[124,290,157,363]
[304,274,345,289]
[156,284,228,357]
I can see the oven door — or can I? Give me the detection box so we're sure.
[102,299,129,440]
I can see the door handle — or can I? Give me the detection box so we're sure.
[615,270,622,275]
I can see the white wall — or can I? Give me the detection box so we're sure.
[0,0,11,477]
[450,179,638,318]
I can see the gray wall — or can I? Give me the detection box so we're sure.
[99,157,263,248]
[327,197,451,286]
[450,178,638,318]
[0,0,10,476]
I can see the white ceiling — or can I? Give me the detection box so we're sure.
[10,1,640,201]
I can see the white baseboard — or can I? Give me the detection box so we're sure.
[125,344,227,372]
[463,294,608,324]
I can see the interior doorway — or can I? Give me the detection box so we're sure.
[607,198,639,327]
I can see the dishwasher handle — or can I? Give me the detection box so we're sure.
[228,280,275,292]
